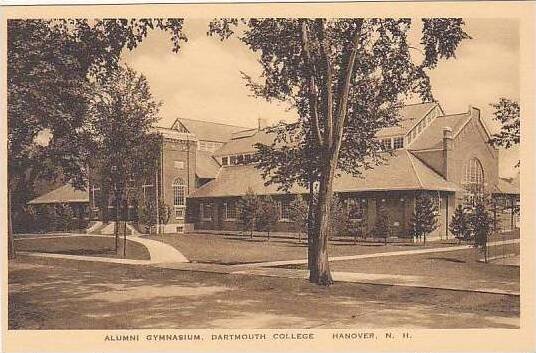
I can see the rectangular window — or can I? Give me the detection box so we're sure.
[237,155,244,164]
[347,198,368,221]
[174,161,184,169]
[224,201,237,220]
[200,202,212,221]
[221,156,229,166]
[393,136,404,149]
[244,154,252,164]
[380,138,392,151]
[230,155,238,165]
[175,207,185,220]
[279,200,291,221]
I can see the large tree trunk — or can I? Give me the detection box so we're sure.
[8,188,16,260]
[307,180,317,273]
[309,163,336,286]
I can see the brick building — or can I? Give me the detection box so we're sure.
[30,101,520,237]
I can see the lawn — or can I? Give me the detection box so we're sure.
[8,256,519,329]
[14,235,150,261]
[282,244,520,292]
[145,232,459,265]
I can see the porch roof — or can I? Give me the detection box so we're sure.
[28,184,89,205]
[189,150,459,198]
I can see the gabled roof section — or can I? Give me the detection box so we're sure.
[171,118,251,143]
[196,150,221,179]
[377,102,440,138]
[213,129,275,156]
[28,184,89,205]
[190,150,459,198]
[494,177,520,195]
[408,111,472,151]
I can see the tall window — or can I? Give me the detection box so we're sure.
[200,202,212,221]
[279,200,291,221]
[224,201,237,220]
[463,158,485,204]
[173,177,186,219]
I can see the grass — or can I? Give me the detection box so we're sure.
[9,256,519,329]
[282,244,520,292]
[145,232,459,265]
[14,235,150,261]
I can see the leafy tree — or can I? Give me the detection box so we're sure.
[288,195,308,242]
[373,201,391,245]
[86,66,162,252]
[159,201,173,226]
[409,192,439,245]
[489,98,520,167]
[238,188,261,238]
[449,204,471,243]
[55,203,76,231]
[7,18,187,258]
[329,194,348,238]
[256,196,279,241]
[138,200,157,233]
[209,18,468,285]
[469,199,493,263]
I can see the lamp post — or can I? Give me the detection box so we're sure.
[111,165,119,254]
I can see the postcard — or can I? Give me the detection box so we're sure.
[2,1,535,352]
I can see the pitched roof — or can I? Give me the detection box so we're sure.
[495,177,520,195]
[196,150,221,179]
[28,184,89,205]
[408,112,472,151]
[172,118,251,143]
[376,102,440,138]
[190,150,459,198]
[213,129,275,156]
[213,102,441,157]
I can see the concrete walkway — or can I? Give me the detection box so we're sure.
[15,234,188,265]
[16,235,519,296]
[228,238,520,269]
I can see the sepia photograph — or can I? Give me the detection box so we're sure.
[2,2,534,352]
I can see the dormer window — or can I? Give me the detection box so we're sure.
[393,136,404,149]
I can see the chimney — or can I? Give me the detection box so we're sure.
[258,117,267,131]
[442,127,453,180]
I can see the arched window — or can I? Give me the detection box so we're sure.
[172,177,186,219]
[463,158,484,204]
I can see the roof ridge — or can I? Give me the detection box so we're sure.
[406,150,424,189]
[178,117,252,129]
[394,101,437,109]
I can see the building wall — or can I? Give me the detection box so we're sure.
[161,138,197,232]
[189,190,456,239]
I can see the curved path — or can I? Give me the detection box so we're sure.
[15,233,189,265]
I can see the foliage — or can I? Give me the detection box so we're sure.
[7,18,187,257]
[288,195,308,240]
[449,204,471,243]
[238,188,261,236]
[159,201,173,225]
[373,201,391,244]
[489,98,520,149]
[329,194,348,237]
[409,192,439,244]
[208,17,468,285]
[55,203,76,231]
[86,65,162,229]
[138,200,157,233]
[256,196,280,240]
[468,198,494,262]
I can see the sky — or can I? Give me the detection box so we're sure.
[122,18,520,178]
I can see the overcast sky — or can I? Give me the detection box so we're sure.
[122,18,520,177]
